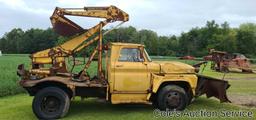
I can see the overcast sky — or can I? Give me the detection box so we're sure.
[0,0,255,37]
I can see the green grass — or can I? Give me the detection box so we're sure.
[198,62,256,79]
[0,94,255,120]
[228,80,256,95]
[0,55,29,96]
[0,55,99,97]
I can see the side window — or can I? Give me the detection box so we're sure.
[118,48,144,62]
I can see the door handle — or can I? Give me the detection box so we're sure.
[116,65,123,67]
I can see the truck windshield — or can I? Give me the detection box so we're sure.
[144,48,152,62]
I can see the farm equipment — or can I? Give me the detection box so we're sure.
[179,55,195,60]
[205,49,253,73]
[17,5,230,119]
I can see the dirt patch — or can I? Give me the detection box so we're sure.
[229,94,256,108]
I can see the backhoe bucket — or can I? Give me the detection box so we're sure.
[195,74,231,103]
[50,9,85,36]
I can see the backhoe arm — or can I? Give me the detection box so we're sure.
[50,6,128,36]
[31,5,129,64]
[55,6,128,21]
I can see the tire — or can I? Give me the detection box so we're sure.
[32,87,70,119]
[157,85,188,111]
[151,95,159,108]
[186,90,193,105]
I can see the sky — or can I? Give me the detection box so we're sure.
[0,0,255,37]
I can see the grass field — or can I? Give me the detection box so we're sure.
[0,55,255,119]
[0,94,255,120]
[0,54,98,97]
[0,55,29,96]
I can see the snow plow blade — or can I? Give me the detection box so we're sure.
[195,74,231,103]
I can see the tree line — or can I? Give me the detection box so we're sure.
[0,20,256,57]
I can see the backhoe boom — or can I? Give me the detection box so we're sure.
[28,5,129,77]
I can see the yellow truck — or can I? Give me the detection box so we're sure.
[17,5,230,119]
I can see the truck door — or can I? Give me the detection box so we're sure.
[113,47,150,93]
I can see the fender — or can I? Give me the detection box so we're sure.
[19,76,71,88]
[151,73,198,95]
[19,76,75,97]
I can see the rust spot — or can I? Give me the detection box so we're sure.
[51,14,85,36]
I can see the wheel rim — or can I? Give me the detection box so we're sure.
[41,96,61,115]
[165,91,181,109]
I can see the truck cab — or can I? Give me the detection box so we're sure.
[108,43,197,106]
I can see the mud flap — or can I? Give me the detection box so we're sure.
[195,74,231,103]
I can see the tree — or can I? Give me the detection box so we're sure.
[1,22,256,57]
[236,23,256,56]
[0,28,24,53]
[21,28,59,53]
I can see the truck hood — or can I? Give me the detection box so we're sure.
[153,61,195,74]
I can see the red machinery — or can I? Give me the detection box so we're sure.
[205,49,253,73]
[179,55,195,60]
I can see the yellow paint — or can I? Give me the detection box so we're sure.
[111,94,149,104]
[156,61,195,74]
[146,93,152,100]
[32,57,65,64]
[151,74,198,95]
[108,43,198,103]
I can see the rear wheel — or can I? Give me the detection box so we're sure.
[32,87,70,119]
[157,85,188,110]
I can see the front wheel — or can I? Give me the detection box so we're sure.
[157,85,188,110]
[32,87,70,119]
